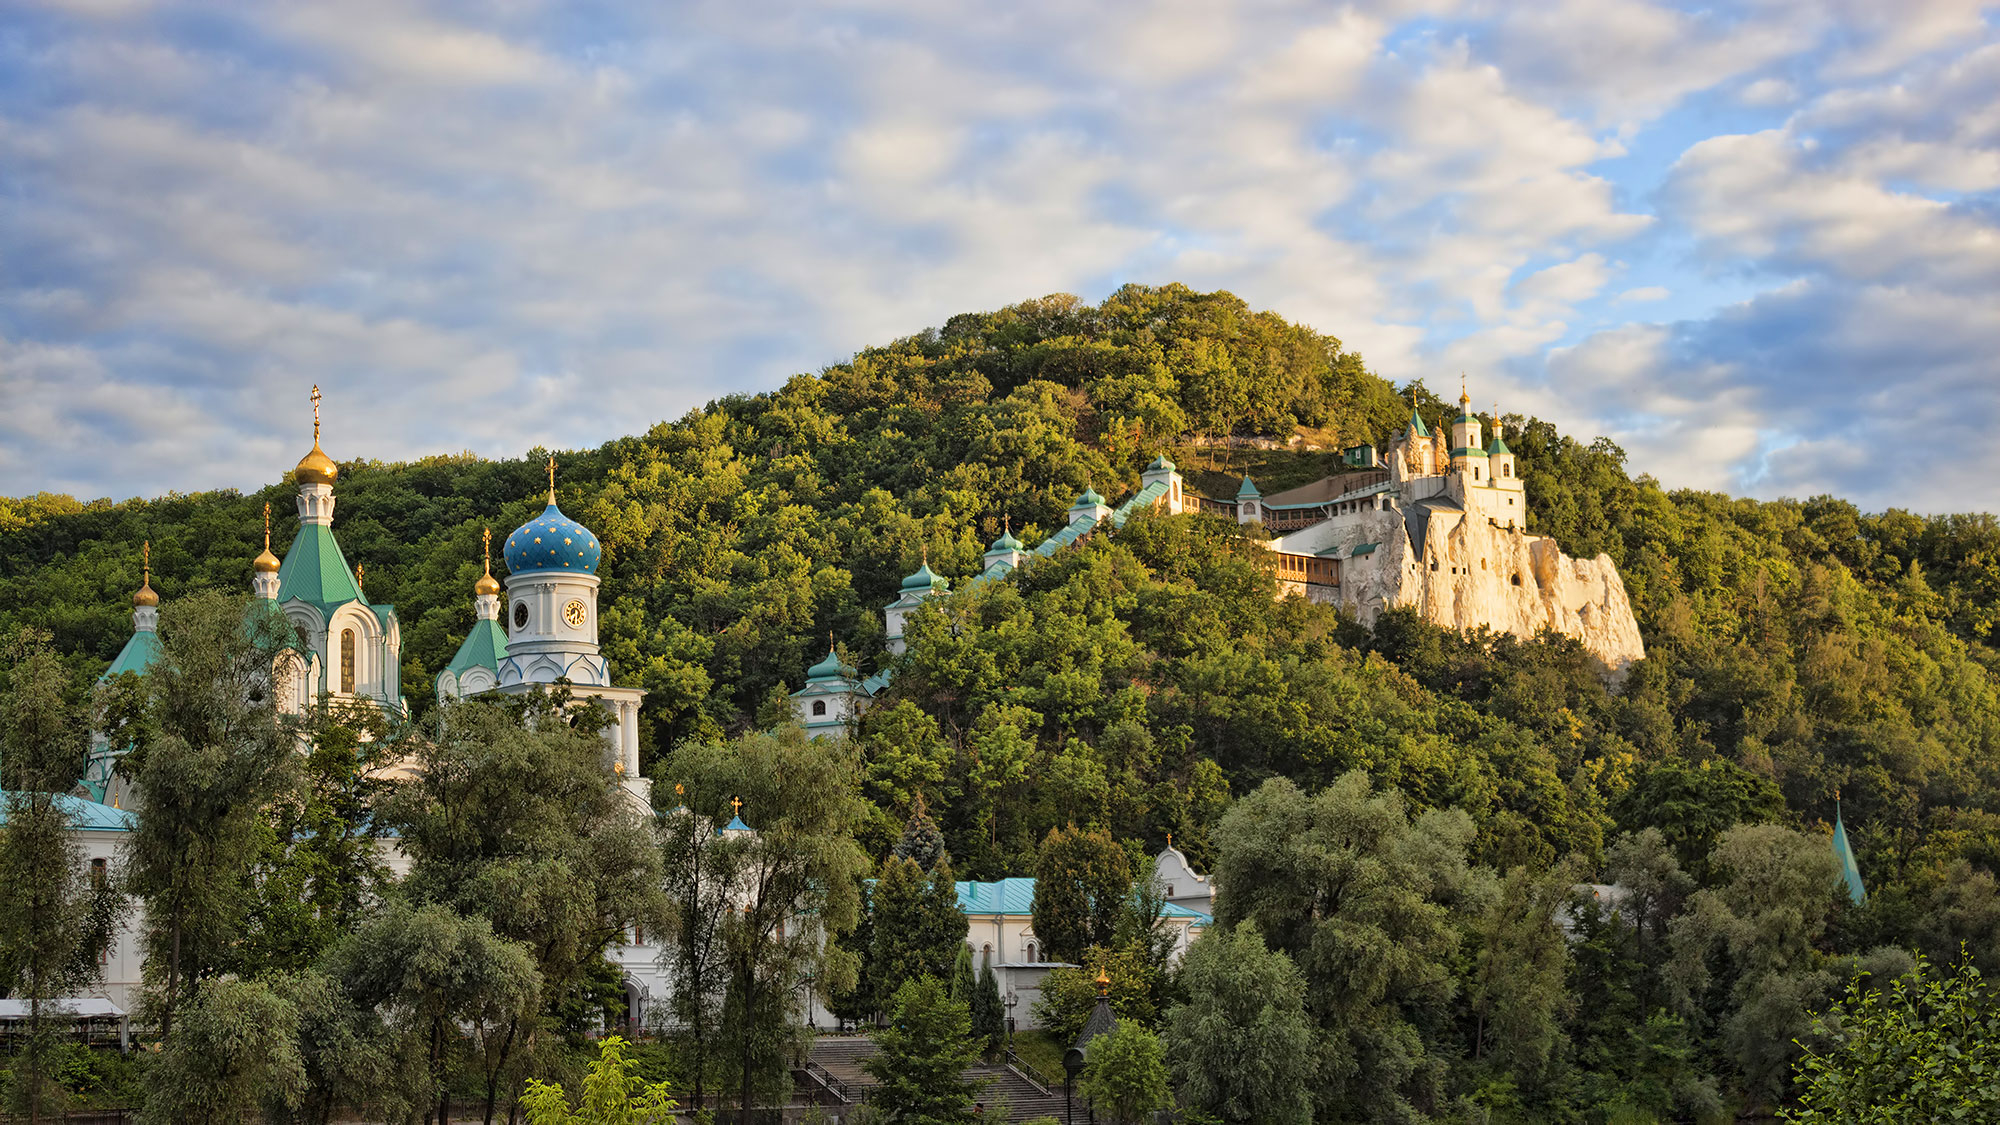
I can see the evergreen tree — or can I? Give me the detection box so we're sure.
[1031,825,1132,965]
[973,958,1006,1054]
[863,977,986,1125]
[950,942,976,1006]
[0,630,114,1123]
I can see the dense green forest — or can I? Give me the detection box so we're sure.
[6,283,2000,1120]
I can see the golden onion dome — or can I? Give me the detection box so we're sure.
[294,440,338,486]
[253,547,282,573]
[474,572,503,597]
[132,581,159,608]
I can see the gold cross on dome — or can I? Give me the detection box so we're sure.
[482,527,492,574]
[142,540,150,585]
[546,454,556,502]
[731,796,743,816]
[263,502,272,550]
[310,384,322,441]
[355,563,364,591]
[1165,831,1173,848]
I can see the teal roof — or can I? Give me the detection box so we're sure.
[101,628,161,681]
[1110,479,1171,528]
[860,669,894,695]
[444,617,509,677]
[276,523,366,615]
[989,528,1024,552]
[1074,487,1107,507]
[1487,433,1512,455]
[1450,447,1490,458]
[900,562,946,592]
[1145,454,1177,472]
[722,815,751,833]
[0,792,135,832]
[1035,515,1096,557]
[1236,475,1261,498]
[953,877,1211,924]
[1408,408,1430,437]
[1350,542,1379,556]
[806,647,857,682]
[1833,803,1867,905]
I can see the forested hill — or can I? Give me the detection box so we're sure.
[5,283,2000,886]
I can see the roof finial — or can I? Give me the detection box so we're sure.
[1165,830,1173,849]
[310,384,322,442]
[483,527,493,576]
[1095,968,1110,997]
[731,795,743,816]
[142,539,150,588]
[921,542,928,566]
[355,563,364,592]
[1003,513,1011,535]
[546,454,556,503]
[1460,372,1469,405]
[262,502,272,551]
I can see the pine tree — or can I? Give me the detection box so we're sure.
[863,977,986,1125]
[974,958,1006,1055]
[951,942,976,1005]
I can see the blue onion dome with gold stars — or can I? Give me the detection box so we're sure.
[504,502,601,575]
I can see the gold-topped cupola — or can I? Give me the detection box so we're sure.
[294,384,338,486]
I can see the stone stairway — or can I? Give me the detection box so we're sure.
[805,1037,1067,1123]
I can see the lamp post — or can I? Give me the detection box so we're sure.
[1004,991,1017,1048]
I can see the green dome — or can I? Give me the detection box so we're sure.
[1146,454,1177,472]
[1075,487,1106,507]
[806,647,854,680]
[990,528,1023,551]
[901,562,947,591]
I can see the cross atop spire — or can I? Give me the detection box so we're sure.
[731,795,743,816]
[142,540,150,587]
[263,502,272,551]
[546,454,556,503]
[355,563,364,592]
[310,384,322,442]
[482,527,493,576]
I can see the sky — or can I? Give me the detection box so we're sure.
[3,0,1997,514]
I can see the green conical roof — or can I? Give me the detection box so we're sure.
[1236,475,1261,498]
[1487,433,1511,456]
[276,523,366,615]
[102,627,161,681]
[1408,407,1430,437]
[1833,802,1867,905]
[444,617,509,677]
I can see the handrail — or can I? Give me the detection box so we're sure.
[1004,1050,1054,1096]
[802,1059,853,1104]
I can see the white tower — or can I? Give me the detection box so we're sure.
[884,552,949,656]
[497,457,647,801]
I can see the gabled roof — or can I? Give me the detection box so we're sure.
[1109,479,1171,528]
[952,877,1213,923]
[1034,514,1097,557]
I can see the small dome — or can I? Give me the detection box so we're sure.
[253,547,282,574]
[900,562,946,592]
[474,572,503,596]
[990,527,1024,552]
[1075,487,1106,507]
[294,441,338,486]
[132,581,159,608]
[503,502,602,576]
[807,647,855,680]
[1146,454,1177,472]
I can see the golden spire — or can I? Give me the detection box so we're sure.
[254,501,281,573]
[1165,830,1173,849]
[294,384,338,485]
[1095,968,1111,997]
[133,540,159,607]
[474,527,502,596]
[355,563,364,593]
[731,796,743,817]
[547,454,556,503]
[1460,372,1469,406]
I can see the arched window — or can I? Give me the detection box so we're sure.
[340,629,356,694]
[1503,463,1513,477]
[812,700,827,716]
[1511,574,1522,586]
[1026,941,1038,963]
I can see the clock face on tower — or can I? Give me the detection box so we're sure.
[513,603,529,629]
[563,599,587,628]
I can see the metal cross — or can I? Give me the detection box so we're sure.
[731,796,743,816]
[310,384,322,440]
[142,540,150,586]
[482,527,492,574]
[263,502,272,550]
[547,454,556,501]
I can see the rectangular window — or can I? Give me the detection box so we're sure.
[91,857,107,889]
[340,629,357,694]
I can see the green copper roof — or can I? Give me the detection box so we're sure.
[1833,803,1867,905]
[1487,433,1512,455]
[806,647,857,682]
[901,562,946,592]
[1146,454,1177,472]
[1408,408,1430,437]
[1236,475,1261,498]
[1110,479,1171,528]
[0,792,135,832]
[1075,487,1106,507]
[444,617,509,677]
[1450,447,1490,458]
[990,528,1024,552]
[102,628,161,681]
[276,523,366,615]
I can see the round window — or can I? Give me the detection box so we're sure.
[513,602,529,629]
